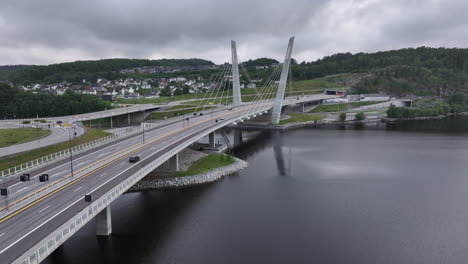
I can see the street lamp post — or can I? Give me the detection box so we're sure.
[68,128,75,178]
[142,122,146,144]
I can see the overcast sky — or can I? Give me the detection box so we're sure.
[0,0,467,65]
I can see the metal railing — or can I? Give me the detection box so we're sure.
[0,123,159,180]
[0,104,158,123]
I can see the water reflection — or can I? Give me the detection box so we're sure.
[43,116,468,264]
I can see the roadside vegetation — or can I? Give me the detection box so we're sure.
[172,153,235,177]
[310,101,379,113]
[0,128,51,148]
[339,112,347,122]
[278,113,325,125]
[0,128,110,171]
[387,94,468,119]
[355,112,366,120]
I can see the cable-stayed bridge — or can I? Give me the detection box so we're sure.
[0,37,339,264]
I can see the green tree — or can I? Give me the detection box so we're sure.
[339,112,347,122]
[174,88,183,96]
[355,112,365,120]
[449,93,465,105]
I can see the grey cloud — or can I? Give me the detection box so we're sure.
[0,0,467,65]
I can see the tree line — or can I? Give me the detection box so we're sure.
[0,83,111,119]
[6,58,214,84]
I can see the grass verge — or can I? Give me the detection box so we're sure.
[0,128,110,171]
[0,128,51,148]
[278,113,325,125]
[309,101,380,113]
[172,153,235,177]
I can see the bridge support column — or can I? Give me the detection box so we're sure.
[231,40,242,106]
[169,153,179,172]
[128,113,131,125]
[96,205,112,236]
[271,37,295,125]
[110,116,113,128]
[209,132,216,148]
[233,130,242,146]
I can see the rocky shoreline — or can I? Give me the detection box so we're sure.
[128,157,248,191]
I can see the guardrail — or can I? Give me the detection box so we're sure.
[13,105,271,264]
[0,104,158,123]
[0,123,158,180]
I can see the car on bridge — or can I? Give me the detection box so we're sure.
[129,156,140,163]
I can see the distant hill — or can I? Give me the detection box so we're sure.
[241,58,279,67]
[293,47,468,96]
[0,65,33,80]
[7,58,214,84]
[4,47,468,97]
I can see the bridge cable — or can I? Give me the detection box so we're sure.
[236,63,283,121]
[238,63,282,119]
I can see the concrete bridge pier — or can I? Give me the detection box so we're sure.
[110,116,113,129]
[233,130,243,146]
[128,111,150,124]
[96,205,112,236]
[169,153,179,172]
[209,132,216,148]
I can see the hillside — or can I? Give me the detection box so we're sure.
[6,58,214,84]
[0,65,32,80]
[293,47,468,97]
[3,47,468,97]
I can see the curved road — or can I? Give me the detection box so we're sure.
[0,125,85,157]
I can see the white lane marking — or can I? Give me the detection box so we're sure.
[15,186,30,194]
[73,186,83,192]
[0,153,149,255]
[38,206,50,213]
[77,162,86,166]
[99,172,108,177]
[0,233,4,238]
[8,123,175,187]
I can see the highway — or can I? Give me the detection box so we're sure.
[0,94,337,263]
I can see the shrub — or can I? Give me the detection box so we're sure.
[355,112,365,121]
[339,112,347,122]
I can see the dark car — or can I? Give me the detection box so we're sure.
[129,156,140,163]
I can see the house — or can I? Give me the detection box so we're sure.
[141,83,152,89]
[247,83,257,89]
[56,88,67,95]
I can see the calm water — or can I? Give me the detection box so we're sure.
[44,117,468,264]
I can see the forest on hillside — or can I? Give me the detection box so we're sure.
[2,58,214,84]
[2,47,468,96]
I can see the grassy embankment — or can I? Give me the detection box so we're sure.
[0,128,110,171]
[309,101,380,113]
[278,113,325,125]
[171,153,235,177]
[0,128,51,148]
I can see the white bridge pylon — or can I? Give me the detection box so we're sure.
[231,37,295,124]
[271,36,295,124]
[231,40,242,106]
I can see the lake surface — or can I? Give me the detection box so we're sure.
[44,117,468,264]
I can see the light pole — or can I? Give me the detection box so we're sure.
[68,128,75,178]
[142,121,146,144]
